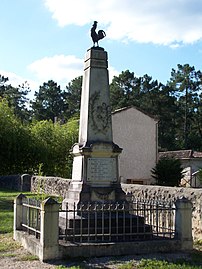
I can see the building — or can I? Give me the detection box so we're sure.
[112,106,158,184]
[159,150,202,188]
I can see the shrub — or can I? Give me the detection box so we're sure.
[151,157,184,187]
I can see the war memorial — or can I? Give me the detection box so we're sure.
[13,22,193,261]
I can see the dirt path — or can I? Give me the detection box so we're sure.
[0,244,196,269]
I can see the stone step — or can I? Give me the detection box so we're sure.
[59,212,153,242]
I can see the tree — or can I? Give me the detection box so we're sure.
[149,84,178,151]
[110,70,141,110]
[64,76,82,118]
[151,157,184,187]
[0,98,79,176]
[30,117,79,177]
[0,75,31,122]
[110,71,179,150]
[0,75,8,86]
[16,81,31,122]
[31,80,67,122]
[0,99,35,174]
[168,64,202,149]
[197,168,202,185]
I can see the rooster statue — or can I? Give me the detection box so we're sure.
[91,21,106,47]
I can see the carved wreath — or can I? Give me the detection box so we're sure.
[89,91,111,134]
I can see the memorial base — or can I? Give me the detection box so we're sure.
[61,183,127,210]
[59,140,128,236]
[61,141,126,210]
[59,210,153,243]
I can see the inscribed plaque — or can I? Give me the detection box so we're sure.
[87,157,117,182]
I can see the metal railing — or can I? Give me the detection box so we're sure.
[21,197,41,238]
[59,199,176,243]
[20,197,176,243]
[131,198,176,239]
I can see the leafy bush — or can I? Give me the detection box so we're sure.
[197,168,202,184]
[0,99,79,177]
[151,157,184,187]
[0,99,35,174]
[30,118,78,178]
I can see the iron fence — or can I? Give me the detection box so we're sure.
[21,197,41,238]
[20,197,176,243]
[131,198,176,239]
[59,199,176,243]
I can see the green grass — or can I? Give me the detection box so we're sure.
[194,240,202,251]
[0,189,26,253]
[137,259,202,269]
[0,252,16,258]
[0,188,62,234]
[18,254,39,261]
[0,233,21,252]
[0,188,62,256]
[118,261,135,269]
[0,189,31,234]
[56,265,84,269]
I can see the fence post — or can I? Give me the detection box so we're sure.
[13,194,26,240]
[40,197,60,261]
[175,197,193,250]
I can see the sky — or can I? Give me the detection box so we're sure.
[1,0,202,99]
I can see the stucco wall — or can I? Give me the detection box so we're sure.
[112,107,158,184]
[181,159,202,187]
[181,159,202,173]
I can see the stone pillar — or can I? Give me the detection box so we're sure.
[79,48,113,145]
[175,197,193,250]
[13,193,26,240]
[63,47,125,209]
[20,174,31,191]
[40,197,60,261]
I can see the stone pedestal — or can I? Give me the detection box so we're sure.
[62,47,125,209]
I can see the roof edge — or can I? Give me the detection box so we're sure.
[159,149,202,159]
[112,106,159,121]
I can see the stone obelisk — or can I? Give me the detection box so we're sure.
[60,25,152,241]
[62,47,126,209]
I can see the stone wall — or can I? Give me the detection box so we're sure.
[31,176,71,198]
[122,184,202,241]
[30,176,202,241]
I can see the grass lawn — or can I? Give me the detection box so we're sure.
[0,189,31,234]
[0,189,31,254]
[0,188,201,269]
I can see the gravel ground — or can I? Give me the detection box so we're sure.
[0,245,196,269]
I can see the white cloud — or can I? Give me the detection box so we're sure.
[28,54,119,86]
[1,56,119,101]
[0,70,38,90]
[108,66,120,82]
[0,70,40,100]
[43,0,202,46]
[28,54,83,86]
